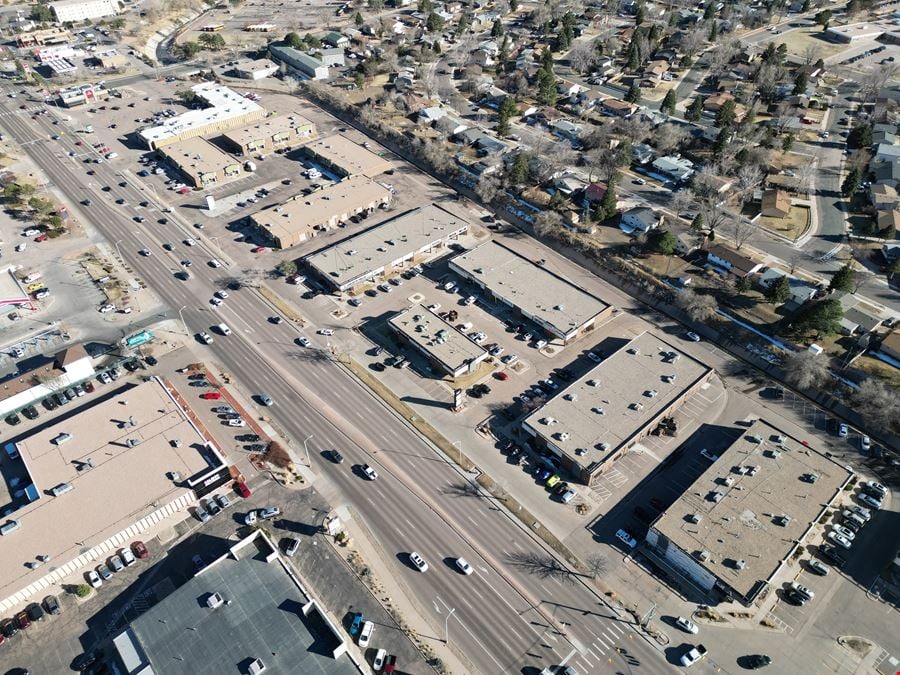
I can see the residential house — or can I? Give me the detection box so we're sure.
[558,82,584,98]
[706,244,763,278]
[871,184,900,211]
[474,134,509,157]
[841,307,883,335]
[584,183,607,203]
[703,92,735,113]
[878,210,900,237]
[435,115,468,137]
[601,98,637,117]
[620,207,661,234]
[758,268,817,307]
[883,239,900,261]
[632,143,655,164]
[879,330,900,362]
[319,48,345,67]
[322,31,349,48]
[642,60,669,86]
[761,189,791,218]
[873,130,898,146]
[872,160,900,187]
[551,119,583,141]
[553,173,588,196]
[418,106,447,124]
[652,155,695,182]
[875,143,900,163]
[675,232,702,255]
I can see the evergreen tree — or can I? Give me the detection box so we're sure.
[491,18,504,38]
[829,263,856,292]
[508,153,528,185]
[497,96,517,137]
[624,82,641,103]
[841,167,861,197]
[792,72,808,95]
[781,134,795,152]
[766,275,791,304]
[715,99,737,129]
[661,89,677,115]
[686,96,704,122]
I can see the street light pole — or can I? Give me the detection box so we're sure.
[444,607,456,644]
[114,239,123,260]
[302,434,313,467]
[177,305,188,336]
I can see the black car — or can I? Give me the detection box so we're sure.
[43,594,60,615]
[243,434,261,442]
[188,373,207,380]
[21,406,39,420]
[329,449,345,464]
[1,618,18,638]
[245,444,266,452]
[42,396,58,410]
[555,368,573,382]
[5,413,20,426]
[25,602,44,622]
[746,654,772,669]
[144,356,158,366]
[123,360,140,372]
[72,649,103,671]
[818,545,846,568]
[784,588,807,606]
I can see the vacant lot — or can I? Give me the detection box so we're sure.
[766,27,850,61]
[760,205,810,242]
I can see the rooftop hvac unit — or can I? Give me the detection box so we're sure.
[775,514,792,526]
[575,448,587,455]
[206,592,224,609]
[554,304,565,311]
[748,435,763,444]
[248,659,266,675]
[126,438,141,448]
[663,374,677,383]
[698,550,711,561]
[711,491,724,502]
[735,559,747,570]
[564,393,577,401]
[599,442,611,451]
[688,513,702,524]
[630,402,644,411]
[346,249,357,256]
[591,407,605,415]
[587,379,600,387]
[775,435,786,445]
[644,389,658,398]
[628,347,641,355]
[766,449,781,459]
[557,432,570,441]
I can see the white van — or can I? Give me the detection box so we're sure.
[23,272,42,284]
[217,323,232,336]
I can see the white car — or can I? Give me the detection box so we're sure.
[455,557,473,575]
[198,332,214,344]
[409,551,429,572]
[98,372,111,384]
[827,531,852,549]
[244,510,257,526]
[99,303,116,313]
[373,649,387,671]
[208,259,222,268]
[210,297,222,307]
[700,448,720,462]
[227,418,246,427]
[676,616,699,634]
[23,228,40,236]
[860,436,871,452]
[87,569,102,589]
[464,295,477,305]
[318,328,335,336]
[120,547,136,566]
[831,524,855,541]
[184,238,196,246]
[501,354,519,365]
[358,620,374,647]
[362,464,378,480]
[789,582,815,600]
[285,538,301,557]
[215,290,229,299]
[139,248,151,256]
[680,645,708,667]
[685,331,701,342]
[297,336,311,347]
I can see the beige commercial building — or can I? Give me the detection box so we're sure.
[232,57,279,79]
[221,112,316,157]
[159,137,242,188]
[647,419,853,605]
[138,83,265,150]
[304,204,469,291]
[302,134,393,178]
[250,177,392,249]
[522,331,713,485]
[16,27,71,47]
[50,0,120,23]
[0,378,230,613]
[450,241,615,344]
[389,304,489,378]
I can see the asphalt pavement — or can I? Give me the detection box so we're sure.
[0,93,676,673]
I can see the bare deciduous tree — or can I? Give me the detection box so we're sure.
[795,159,816,196]
[675,289,718,322]
[475,172,501,203]
[534,210,564,236]
[506,551,578,582]
[586,554,609,578]
[723,214,758,250]
[654,123,689,155]
[852,379,900,433]
[782,350,829,390]
[568,40,598,74]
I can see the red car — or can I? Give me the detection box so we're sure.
[35,234,48,242]
[131,540,149,559]
[200,392,221,400]
[251,246,267,253]
[234,481,251,498]
[494,371,509,381]
[384,655,397,673]
[177,187,191,194]
[15,611,30,630]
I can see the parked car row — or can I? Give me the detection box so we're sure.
[194,493,232,523]
[84,541,149,590]
[4,366,126,425]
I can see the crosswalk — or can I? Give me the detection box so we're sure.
[567,619,638,673]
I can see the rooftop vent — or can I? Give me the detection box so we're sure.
[687,513,702,524]
[556,432,570,441]
[629,402,644,411]
[628,347,641,355]
[697,550,711,561]
[554,304,565,311]
[591,407,605,415]
[248,659,266,675]
[735,559,747,570]
[587,379,600,387]
[346,249,357,256]
[206,592,224,609]
[644,389,658,398]
[564,393,577,401]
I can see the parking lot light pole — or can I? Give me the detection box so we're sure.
[177,305,188,336]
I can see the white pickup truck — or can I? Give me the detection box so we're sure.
[680,644,708,667]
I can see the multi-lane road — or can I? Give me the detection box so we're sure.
[0,94,675,673]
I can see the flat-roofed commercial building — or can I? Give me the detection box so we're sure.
[113,530,364,675]
[16,27,71,47]
[138,83,265,150]
[159,136,242,188]
[0,343,94,416]
[0,378,229,613]
[302,134,393,178]
[232,57,279,79]
[50,0,119,23]
[269,44,329,80]
[389,304,489,377]
[250,177,392,249]
[647,419,853,605]
[58,82,109,107]
[305,204,469,291]
[221,112,316,156]
[449,241,615,344]
[523,332,713,485]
